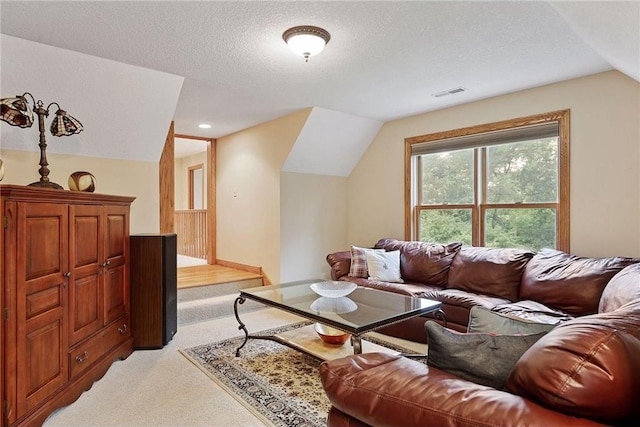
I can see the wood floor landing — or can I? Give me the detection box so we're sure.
[177,264,263,289]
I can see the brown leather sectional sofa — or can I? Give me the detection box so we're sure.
[322,238,640,426]
[326,238,637,341]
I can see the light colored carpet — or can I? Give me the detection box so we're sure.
[44,308,426,427]
[44,308,304,427]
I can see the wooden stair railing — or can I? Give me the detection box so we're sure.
[175,209,207,259]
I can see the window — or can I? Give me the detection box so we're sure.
[405,110,569,251]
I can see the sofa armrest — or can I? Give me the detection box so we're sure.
[327,251,352,280]
[320,353,607,427]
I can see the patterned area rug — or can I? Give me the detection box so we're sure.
[180,321,417,427]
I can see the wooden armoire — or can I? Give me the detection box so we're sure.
[0,185,135,427]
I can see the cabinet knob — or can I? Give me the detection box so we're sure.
[75,351,89,363]
[118,324,128,334]
[63,271,71,278]
[101,260,111,268]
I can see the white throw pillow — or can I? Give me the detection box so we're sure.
[364,250,403,283]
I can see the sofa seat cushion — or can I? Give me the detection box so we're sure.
[506,305,640,424]
[447,246,535,302]
[320,353,607,427]
[491,300,574,325]
[374,238,462,287]
[416,289,510,329]
[519,248,639,316]
[598,263,640,313]
[341,277,442,297]
[420,288,510,310]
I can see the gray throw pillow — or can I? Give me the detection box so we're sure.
[425,321,547,389]
[467,306,556,334]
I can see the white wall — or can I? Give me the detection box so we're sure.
[174,151,207,210]
[280,172,349,282]
[216,109,311,283]
[0,149,159,234]
[348,70,640,258]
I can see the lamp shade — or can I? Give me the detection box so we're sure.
[0,95,34,128]
[282,26,330,61]
[50,109,84,136]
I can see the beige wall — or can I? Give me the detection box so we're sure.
[0,149,159,234]
[348,70,640,257]
[216,109,311,282]
[280,172,349,282]
[174,151,207,210]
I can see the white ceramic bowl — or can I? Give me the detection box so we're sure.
[310,296,358,314]
[310,281,357,298]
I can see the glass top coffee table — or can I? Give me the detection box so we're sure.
[233,279,443,357]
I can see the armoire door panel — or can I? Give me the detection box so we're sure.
[69,274,101,344]
[69,205,104,345]
[25,285,62,319]
[106,212,126,260]
[72,215,100,267]
[25,217,64,280]
[104,265,127,324]
[20,318,67,415]
[16,202,69,419]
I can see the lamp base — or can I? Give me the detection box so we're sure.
[28,181,64,190]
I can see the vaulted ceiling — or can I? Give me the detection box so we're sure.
[1,1,638,168]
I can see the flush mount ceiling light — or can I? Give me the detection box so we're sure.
[198,123,211,129]
[282,26,331,62]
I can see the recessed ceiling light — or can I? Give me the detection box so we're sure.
[198,124,212,129]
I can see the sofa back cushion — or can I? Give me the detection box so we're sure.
[467,306,557,335]
[520,248,639,316]
[598,263,640,313]
[374,238,461,287]
[506,304,640,424]
[446,247,534,302]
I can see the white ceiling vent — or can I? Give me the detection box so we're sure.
[432,87,467,98]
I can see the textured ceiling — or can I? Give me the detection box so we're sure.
[0,1,638,165]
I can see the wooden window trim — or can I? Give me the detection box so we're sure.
[405,109,570,251]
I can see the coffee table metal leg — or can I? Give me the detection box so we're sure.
[434,309,447,327]
[233,296,249,357]
[351,335,362,354]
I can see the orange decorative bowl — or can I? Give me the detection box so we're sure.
[314,323,351,345]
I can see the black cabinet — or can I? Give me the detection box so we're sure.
[130,234,177,349]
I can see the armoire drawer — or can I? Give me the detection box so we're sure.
[69,318,130,378]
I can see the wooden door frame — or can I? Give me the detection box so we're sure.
[159,125,216,264]
[187,163,204,209]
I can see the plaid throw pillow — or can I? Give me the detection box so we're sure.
[348,246,384,278]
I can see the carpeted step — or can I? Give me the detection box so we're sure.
[178,277,263,303]
[178,292,266,326]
